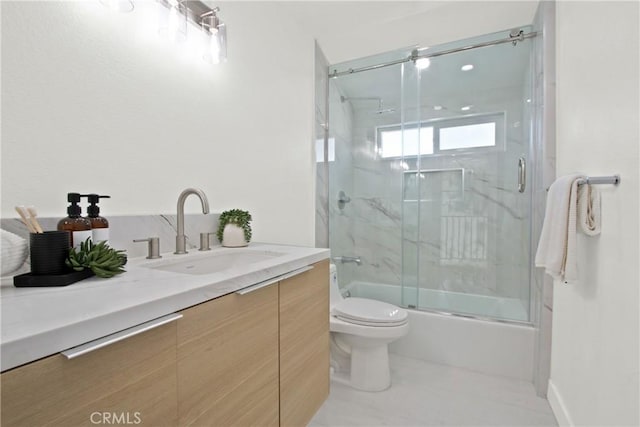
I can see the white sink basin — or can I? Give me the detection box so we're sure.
[146,250,285,275]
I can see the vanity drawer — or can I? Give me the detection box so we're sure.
[0,317,178,427]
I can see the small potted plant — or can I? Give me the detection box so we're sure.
[217,209,252,247]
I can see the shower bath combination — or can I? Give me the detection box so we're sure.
[317,7,556,395]
[324,26,542,325]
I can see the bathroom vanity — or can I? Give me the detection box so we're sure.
[0,244,329,427]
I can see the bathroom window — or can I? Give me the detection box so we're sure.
[378,126,434,157]
[377,112,504,158]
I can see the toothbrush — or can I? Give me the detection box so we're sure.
[26,206,44,233]
[15,206,37,233]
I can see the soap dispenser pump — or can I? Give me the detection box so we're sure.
[57,192,92,248]
[84,194,111,244]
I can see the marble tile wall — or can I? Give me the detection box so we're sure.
[315,43,330,249]
[327,79,357,287]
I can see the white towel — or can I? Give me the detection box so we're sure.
[1,229,29,276]
[535,174,583,283]
[578,184,601,236]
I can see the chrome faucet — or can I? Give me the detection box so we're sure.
[333,256,362,266]
[175,188,210,254]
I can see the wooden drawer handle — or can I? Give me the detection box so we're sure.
[235,265,314,295]
[61,313,182,359]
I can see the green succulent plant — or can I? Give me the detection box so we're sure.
[66,238,127,278]
[216,209,252,243]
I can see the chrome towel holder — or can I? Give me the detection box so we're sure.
[577,175,621,186]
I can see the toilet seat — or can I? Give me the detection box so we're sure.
[332,297,408,327]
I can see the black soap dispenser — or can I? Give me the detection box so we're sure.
[84,194,111,244]
[57,193,92,248]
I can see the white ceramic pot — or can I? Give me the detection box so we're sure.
[222,223,248,247]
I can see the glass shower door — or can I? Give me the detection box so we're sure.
[326,27,536,323]
[328,58,409,304]
[400,34,534,322]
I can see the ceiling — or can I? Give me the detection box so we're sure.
[275,1,539,64]
[274,1,451,39]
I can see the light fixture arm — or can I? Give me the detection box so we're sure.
[156,0,223,33]
[155,0,226,63]
[200,7,221,33]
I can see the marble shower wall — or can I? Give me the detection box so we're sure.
[327,77,357,287]
[315,43,330,249]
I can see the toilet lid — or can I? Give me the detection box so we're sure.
[332,297,408,326]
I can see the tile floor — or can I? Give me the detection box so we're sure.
[310,354,558,427]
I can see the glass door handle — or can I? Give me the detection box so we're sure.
[518,157,526,193]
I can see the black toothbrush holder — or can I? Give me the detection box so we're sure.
[29,231,71,275]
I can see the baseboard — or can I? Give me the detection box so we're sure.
[547,379,573,426]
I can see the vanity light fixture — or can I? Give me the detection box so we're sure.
[156,0,227,63]
[200,8,227,64]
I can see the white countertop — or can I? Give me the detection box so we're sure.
[0,243,329,372]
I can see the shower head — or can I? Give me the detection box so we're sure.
[340,95,395,115]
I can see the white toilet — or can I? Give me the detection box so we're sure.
[329,264,409,392]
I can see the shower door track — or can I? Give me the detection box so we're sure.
[329,29,538,78]
[405,305,534,327]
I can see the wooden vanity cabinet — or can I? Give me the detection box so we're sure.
[1,259,329,427]
[177,260,329,427]
[279,260,330,427]
[177,282,280,427]
[0,320,178,427]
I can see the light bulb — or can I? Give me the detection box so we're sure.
[157,0,187,42]
[99,0,134,13]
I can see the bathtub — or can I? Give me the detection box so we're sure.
[345,281,535,381]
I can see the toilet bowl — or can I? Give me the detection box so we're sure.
[329,264,409,392]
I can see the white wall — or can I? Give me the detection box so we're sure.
[1,1,316,246]
[548,1,640,426]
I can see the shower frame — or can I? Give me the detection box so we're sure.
[329,29,536,78]
[323,26,542,325]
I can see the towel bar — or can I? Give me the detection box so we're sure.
[577,175,620,186]
[545,174,621,192]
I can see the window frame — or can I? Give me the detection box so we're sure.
[376,112,506,158]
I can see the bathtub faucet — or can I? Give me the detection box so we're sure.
[333,256,362,266]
